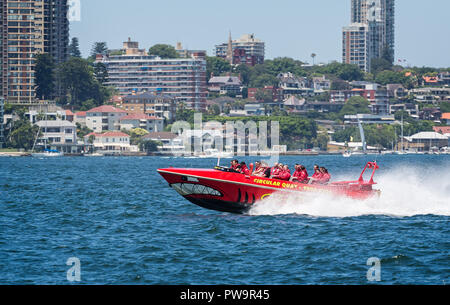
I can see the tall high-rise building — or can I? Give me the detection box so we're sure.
[344,0,395,72]
[0,0,69,105]
[342,23,370,72]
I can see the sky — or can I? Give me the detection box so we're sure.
[70,0,450,68]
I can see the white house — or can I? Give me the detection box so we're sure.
[84,131,131,155]
[86,105,127,133]
[119,114,164,132]
[36,120,77,145]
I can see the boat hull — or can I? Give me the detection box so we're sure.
[158,166,379,214]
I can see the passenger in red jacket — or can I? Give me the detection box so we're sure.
[239,162,250,176]
[270,163,282,178]
[318,167,331,184]
[299,165,309,184]
[274,165,291,181]
[310,165,323,184]
[291,164,302,182]
[230,159,239,171]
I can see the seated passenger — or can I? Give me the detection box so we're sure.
[280,165,291,181]
[269,163,281,179]
[310,165,322,184]
[291,164,302,182]
[299,165,309,184]
[253,161,266,177]
[273,165,291,181]
[239,162,250,176]
[230,159,239,171]
[318,167,331,184]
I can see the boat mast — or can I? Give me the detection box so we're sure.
[401,114,404,153]
[357,117,366,153]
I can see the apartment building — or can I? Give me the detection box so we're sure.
[342,23,370,72]
[343,0,395,72]
[215,33,265,66]
[98,39,207,111]
[118,91,176,121]
[86,105,127,133]
[0,0,69,104]
[119,113,164,133]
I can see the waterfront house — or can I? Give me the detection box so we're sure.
[86,105,127,133]
[119,114,164,132]
[142,132,185,155]
[35,120,83,154]
[84,131,131,155]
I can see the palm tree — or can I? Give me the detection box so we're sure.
[311,53,317,65]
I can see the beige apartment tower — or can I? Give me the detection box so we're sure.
[0,0,69,104]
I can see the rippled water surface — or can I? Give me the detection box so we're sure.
[1,155,449,284]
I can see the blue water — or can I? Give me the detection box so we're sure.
[0,155,449,284]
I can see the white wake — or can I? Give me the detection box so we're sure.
[248,166,450,217]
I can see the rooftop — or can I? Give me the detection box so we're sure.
[85,131,130,138]
[143,132,178,140]
[87,105,127,113]
[36,120,76,128]
[406,132,448,141]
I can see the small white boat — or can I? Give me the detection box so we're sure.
[194,149,234,159]
[83,153,104,157]
[342,151,352,158]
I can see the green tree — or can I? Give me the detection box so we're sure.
[57,57,109,108]
[254,89,273,103]
[8,119,40,151]
[208,104,221,115]
[440,102,450,113]
[234,64,251,86]
[139,140,161,153]
[93,62,109,85]
[148,44,179,59]
[69,37,82,58]
[263,57,306,76]
[90,42,108,57]
[375,70,407,86]
[35,53,55,100]
[206,56,231,78]
[336,64,364,81]
[371,57,392,76]
[250,74,278,88]
[339,96,371,117]
[76,123,93,139]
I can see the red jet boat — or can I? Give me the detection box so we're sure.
[158,162,380,214]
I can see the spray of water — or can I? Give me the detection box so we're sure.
[248,166,450,217]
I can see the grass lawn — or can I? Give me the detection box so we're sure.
[0,148,19,153]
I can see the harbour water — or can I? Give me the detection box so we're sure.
[0,155,449,284]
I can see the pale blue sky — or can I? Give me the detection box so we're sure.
[70,0,450,67]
